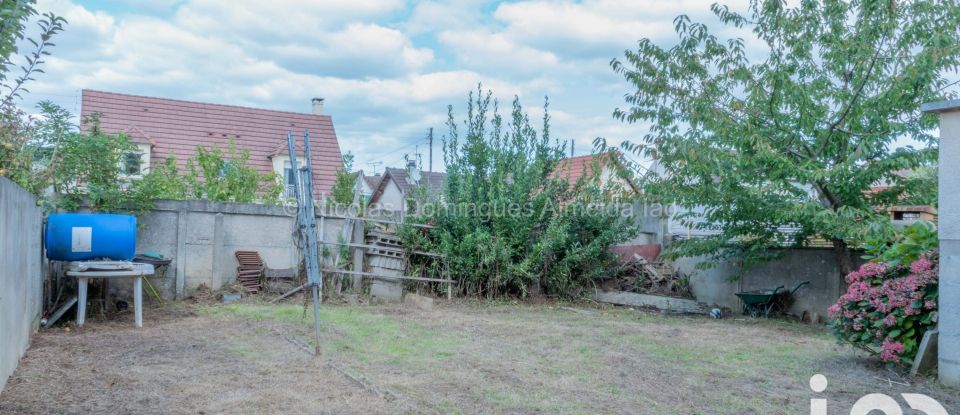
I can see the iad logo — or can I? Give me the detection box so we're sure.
[809,374,948,415]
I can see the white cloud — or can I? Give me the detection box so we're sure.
[493,1,673,59]
[492,0,753,60]
[404,0,489,35]
[268,23,434,78]
[439,30,559,75]
[21,0,761,172]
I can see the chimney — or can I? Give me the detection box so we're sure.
[311,97,325,115]
[406,158,421,184]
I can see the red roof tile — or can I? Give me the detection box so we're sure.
[80,89,343,196]
[550,152,639,195]
[551,154,603,188]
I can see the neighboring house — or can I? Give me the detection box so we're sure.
[80,90,343,198]
[368,162,445,212]
[869,186,938,225]
[360,172,382,201]
[550,152,640,196]
[657,164,937,243]
[342,170,381,205]
[887,205,937,223]
[868,169,938,226]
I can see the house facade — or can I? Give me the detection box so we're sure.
[368,163,445,212]
[80,90,343,198]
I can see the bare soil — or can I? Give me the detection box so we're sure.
[0,305,395,415]
[1,300,957,414]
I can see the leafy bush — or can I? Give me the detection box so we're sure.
[401,88,636,298]
[0,3,66,192]
[51,114,149,214]
[828,221,939,365]
[328,152,358,206]
[181,139,282,203]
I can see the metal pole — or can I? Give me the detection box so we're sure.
[310,286,321,355]
[303,130,323,356]
[288,130,324,356]
[427,127,433,173]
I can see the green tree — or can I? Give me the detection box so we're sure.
[403,87,635,298]
[52,114,144,213]
[0,1,65,189]
[608,0,959,275]
[328,151,358,205]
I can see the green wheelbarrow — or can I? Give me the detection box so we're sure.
[735,281,810,318]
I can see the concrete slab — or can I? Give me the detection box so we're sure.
[911,329,939,376]
[594,289,706,314]
[403,293,434,311]
[370,279,402,303]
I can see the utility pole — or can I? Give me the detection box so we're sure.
[571,140,575,158]
[427,127,434,173]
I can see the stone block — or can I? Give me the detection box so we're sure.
[370,279,402,302]
[403,293,434,311]
[912,330,939,376]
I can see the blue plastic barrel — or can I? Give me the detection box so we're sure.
[45,213,137,261]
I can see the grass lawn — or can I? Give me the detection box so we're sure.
[203,300,957,414]
[2,300,956,414]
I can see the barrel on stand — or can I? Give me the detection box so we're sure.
[45,213,137,261]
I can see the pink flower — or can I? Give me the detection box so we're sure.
[910,257,935,274]
[924,300,936,310]
[883,314,897,326]
[860,262,888,278]
[880,339,905,363]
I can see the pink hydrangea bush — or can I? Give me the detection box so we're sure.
[828,250,938,365]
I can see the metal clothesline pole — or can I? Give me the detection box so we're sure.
[288,130,323,356]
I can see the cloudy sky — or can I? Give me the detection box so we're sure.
[21,0,751,172]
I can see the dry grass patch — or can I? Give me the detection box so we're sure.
[2,300,957,414]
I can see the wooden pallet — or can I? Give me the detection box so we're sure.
[235,250,265,294]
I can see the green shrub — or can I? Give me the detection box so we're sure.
[400,88,636,298]
[182,139,281,203]
[829,221,939,365]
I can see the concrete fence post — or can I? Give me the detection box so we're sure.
[351,219,364,291]
[175,206,188,299]
[212,213,225,289]
[922,99,960,387]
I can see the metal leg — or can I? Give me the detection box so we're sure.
[311,284,322,355]
[77,277,88,327]
[134,276,143,328]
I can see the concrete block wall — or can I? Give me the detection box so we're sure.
[131,200,349,300]
[0,178,44,392]
[679,248,857,318]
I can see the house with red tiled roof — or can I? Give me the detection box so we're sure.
[80,90,343,198]
[550,152,639,196]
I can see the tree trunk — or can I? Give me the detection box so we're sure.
[831,238,854,277]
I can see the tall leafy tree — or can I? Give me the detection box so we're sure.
[404,87,635,298]
[0,1,65,190]
[610,0,960,275]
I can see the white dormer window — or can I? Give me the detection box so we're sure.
[272,155,306,198]
[121,144,151,179]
